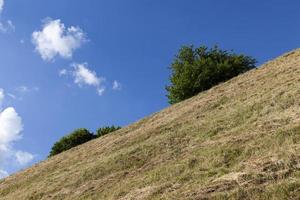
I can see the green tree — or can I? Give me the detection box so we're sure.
[49,128,95,157]
[96,126,121,138]
[166,45,257,104]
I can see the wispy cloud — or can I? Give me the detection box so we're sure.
[60,63,106,96]
[4,86,40,101]
[16,86,29,93]
[0,1,15,33]
[15,86,39,93]
[59,69,68,76]
[32,18,86,61]
[97,88,105,96]
[112,80,122,90]
[0,20,15,33]
[0,88,4,106]
[0,170,8,179]
[0,0,4,13]
[15,151,35,166]
[7,93,16,100]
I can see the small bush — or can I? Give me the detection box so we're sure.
[49,128,95,157]
[96,126,121,138]
[166,45,257,104]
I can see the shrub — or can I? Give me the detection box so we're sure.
[96,126,121,138]
[166,45,257,104]
[49,128,95,157]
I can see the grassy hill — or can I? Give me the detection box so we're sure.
[1,50,300,199]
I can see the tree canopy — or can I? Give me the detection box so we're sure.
[49,128,95,157]
[49,125,122,157]
[166,45,257,104]
[96,126,121,138]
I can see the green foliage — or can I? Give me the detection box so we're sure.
[96,126,121,138]
[49,126,121,157]
[49,128,95,157]
[166,45,257,104]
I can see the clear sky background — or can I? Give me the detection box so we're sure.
[0,0,300,177]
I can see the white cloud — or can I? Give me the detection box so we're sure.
[59,64,108,96]
[32,18,86,61]
[73,63,102,87]
[0,107,23,145]
[15,151,34,166]
[72,63,105,95]
[0,106,34,178]
[112,80,122,90]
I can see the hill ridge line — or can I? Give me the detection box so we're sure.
[1,49,300,199]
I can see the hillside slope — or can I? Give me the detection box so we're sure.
[1,50,300,199]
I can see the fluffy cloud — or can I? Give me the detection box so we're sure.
[0,107,23,144]
[0,106,34,178]
[60,63,106,96]
[73,63,103,87]
[112,80,122,90]
[32,19,86,61]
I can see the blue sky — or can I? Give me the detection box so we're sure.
[0,0,300,177]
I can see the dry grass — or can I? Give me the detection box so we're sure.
[1,49,300,199]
